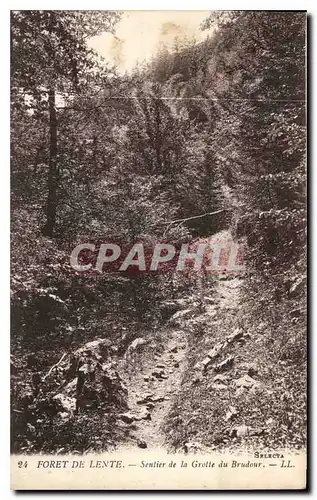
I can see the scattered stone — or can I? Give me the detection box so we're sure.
[156,364,166,369]
[152,369,165,378]
[201,357,213,372]
[208,311,217,320]
[213,374,228,383]
[227,328,243,343]
[136,393,154,405]
[225,406,238,421]
[184,442,201,454]
[211,383,227,391]
[137,439,147,449]
[233,425,252,438]
[234,374,259,389]
[244,363,258,377]
[233,425,263,438]
[204,296,215,304]
[136,408,151,421]
[290,308,301,318]
[151,395,165,403]
[214,356,234,373]
[120,412,135,424]
[207,344,224,361]
[289,280,303,297]
[52,394,76,413]
[169,309,193,325]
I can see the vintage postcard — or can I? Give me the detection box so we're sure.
[10,10,307,490]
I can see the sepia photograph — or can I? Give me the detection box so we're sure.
[10,8,307,490]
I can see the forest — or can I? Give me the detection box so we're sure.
[11,11,306,454]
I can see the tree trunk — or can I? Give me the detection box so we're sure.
[42,87,58,237]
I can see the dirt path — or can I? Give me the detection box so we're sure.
[117,232,244,451]
[119,329,188,450]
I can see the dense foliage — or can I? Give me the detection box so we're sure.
[11,11,306,453]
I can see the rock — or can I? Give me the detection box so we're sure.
[137,439,147,449]
[234,374,258,389]
[75,338,112,358]
[225,406,238,421]
[234,425,252,438]
[201,357,213,372]
[160,373,169,380]
[156,364,166,369]
[136,393,154,404]
[136,408,151,421]
[130,338,146,350]
[204,296,215,304]
[152,369,165,378]
[213,374,228,383]
[146,403,155,410]
[120,412,135,424]
[214,356,234,373]
[289,280,303,297]
[26,423,36,435]
[143,376,149,382]
[151,395,165,403]
[211,383,227,391]
[184,442,201,454]
[52,394,76,413]
[290,308,301,318]
[64,378,78,394]
[232,425,263,438]
[170,309,194,321]
[207,344,224,361]
[174,361,180,368]
[244,363,258,377]
[170,346,178,353]
[10,358,17,375]
[227,328,243,343]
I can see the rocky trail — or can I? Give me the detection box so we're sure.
[117,270,244,451]
[119,329,188,450]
